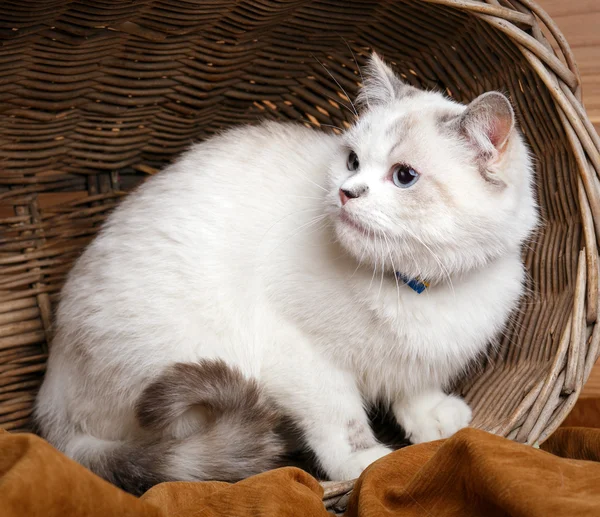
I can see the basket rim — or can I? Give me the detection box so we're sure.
[0,0,599,482]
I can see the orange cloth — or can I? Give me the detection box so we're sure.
[3,427,600,517]
[350,427,600,517]
[0,430,325,517]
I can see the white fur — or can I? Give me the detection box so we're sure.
[35,54,537,482]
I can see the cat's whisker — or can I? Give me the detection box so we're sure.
[290,171,328,193]
[401,236,422,290]
[341,37,368,109]
[403,228,456,299]
[350,225,372,279]
[363,222,381,292]
[259,207,324,247]
[376,214,429,297]
[382,232,401,321]
[350,255,363,278]
[320,124,345,132]
[285,194,327,201]
[369,262,378,292]
[368,233,378,291]
[265,213,328,257]
[377,236,386,302]
[304,220,330,240]
[311,53,358,118]
[321,92,359,120]
[350,248,365,279]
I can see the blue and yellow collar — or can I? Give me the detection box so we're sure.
[395,272,429,294]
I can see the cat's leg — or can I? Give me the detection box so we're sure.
[264,352,391,480]
[392,389,472,443]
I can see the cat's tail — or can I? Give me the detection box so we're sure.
[72,360,287,495]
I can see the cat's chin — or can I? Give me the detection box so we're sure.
[334,212,378,263]
[339,211,371,237]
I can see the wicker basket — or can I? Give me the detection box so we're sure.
[1,0,600,491]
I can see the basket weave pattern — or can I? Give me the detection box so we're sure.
[1,0,600,460]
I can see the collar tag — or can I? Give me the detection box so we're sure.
[395,272,429,294]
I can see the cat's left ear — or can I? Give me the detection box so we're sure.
[357,52,418,108]
[458,91,515,162]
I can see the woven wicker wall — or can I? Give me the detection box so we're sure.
[1,0,599,445]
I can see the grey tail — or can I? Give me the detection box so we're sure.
[86,360,287,495]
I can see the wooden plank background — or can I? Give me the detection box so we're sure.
[539,0,600,397]
[540,0,600,134]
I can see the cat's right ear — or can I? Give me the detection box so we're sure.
[458,92,515,162]
[357,52,417,108]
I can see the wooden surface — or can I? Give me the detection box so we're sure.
[538,0,600,397]
[539,0,600,134]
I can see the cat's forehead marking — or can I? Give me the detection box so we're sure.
[385,113,433,159]
[384,114,412,138]
[430,175,455,208]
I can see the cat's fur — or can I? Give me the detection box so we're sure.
[34,53,538,494]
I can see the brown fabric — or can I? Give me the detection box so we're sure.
[541,427,600,462]
[561,398,600,428]
[350,428,600,517]
[3,427,600,517]
[0,429,325,517]
[0,431,155,517]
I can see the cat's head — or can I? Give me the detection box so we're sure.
[326,52,538,283]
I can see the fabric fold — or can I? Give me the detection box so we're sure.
[349,427,600,517]
[3,427,600,517]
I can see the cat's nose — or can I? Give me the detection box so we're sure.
[339,186,368,206]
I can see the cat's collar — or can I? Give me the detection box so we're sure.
[395,272,429,294]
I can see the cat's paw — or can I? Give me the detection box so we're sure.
[394,392,472,444]
[330,445,392,480]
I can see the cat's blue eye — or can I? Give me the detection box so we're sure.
[347,151,359,172]
[392,164,419,188]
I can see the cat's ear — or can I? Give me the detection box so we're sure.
[357,52,418,107]
[458,92,515,162]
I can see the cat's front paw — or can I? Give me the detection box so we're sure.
[394,392,472,444]
[330,445,392,480]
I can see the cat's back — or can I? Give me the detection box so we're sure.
[100,121,337,242]
[54,121,338,358]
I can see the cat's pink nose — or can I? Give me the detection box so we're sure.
[339,187,365,206]
[339,188,350,206]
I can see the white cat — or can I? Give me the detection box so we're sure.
[34,53,538,494]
